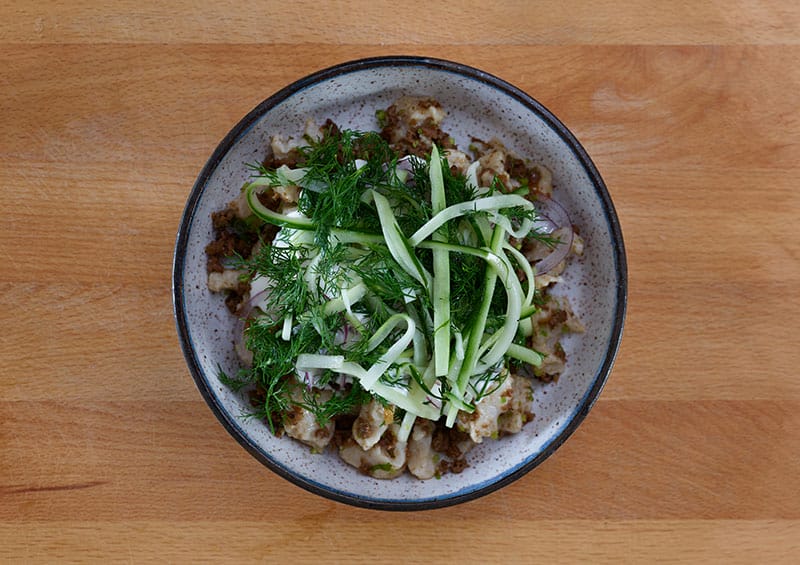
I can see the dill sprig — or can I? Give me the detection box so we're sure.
[526,228,563,249]
[312,242,353,300]
[244,242,310,322]
[247,375,292,434]
[246,319,319,378]
[295,380,374,426]
[217,365,251,392]
[296,129,392,246]
[448,251,487,329]
[218,122,557,437]
[468,368,509,404]
[351,245,428,311]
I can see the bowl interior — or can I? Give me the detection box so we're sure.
[174,58,625,509]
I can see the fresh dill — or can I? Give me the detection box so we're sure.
[298,382,373,426]
[312,242,353,299]
[527,228,563,249]
[216,118,569,440]
[468,369,509,403]
[245,372,293,434]
[243,242,309,323]
[296,129,392,246]
[246,319,319,378]
[217,365,251,392]
[448,250,486,329]
[379,365,411,388]
[351,245,428,311]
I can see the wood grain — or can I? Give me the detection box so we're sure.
[2,400,798,521]
[3,0,799,45]
[2,521,799,564]
[2,2,799,563]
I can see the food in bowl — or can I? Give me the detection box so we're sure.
[205,97,585,479]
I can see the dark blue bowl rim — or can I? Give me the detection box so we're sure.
[172,55,627,511]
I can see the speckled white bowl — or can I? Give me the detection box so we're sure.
[173,56,626,510]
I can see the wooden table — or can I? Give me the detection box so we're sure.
[2,2,799,562]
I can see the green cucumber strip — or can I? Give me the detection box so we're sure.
[444,350,465,424]
[398,410,417,443]
[360,314,416,387]
[281,313,293,341]
[295,353,345,370]
[503,242,536,312]
[302,251,323,299]
[477,250,523,369]
[445,346,464,385]
[335,360,368,380]
[473,215,494,245]
[430,145,446,212]
[328,230,385,246]
[245,182,314,229]
[444,386,475,427]
[476,329,503,361]
[453,329,464,361]
[421,360,438,389]
[429,146,450,377]
[370,379,440,420]
[505,343,544,367]
[247,182,385,246]
[412,328,427,366]
[340,274,365,315]
[444,391,474,413]
[408,194,533,246]
[455,224,506,396]
[334,361,439,419]
[369,190,432,290]
[322,283,367,316]
[518,316,534,337]
[444,404,460,427]
[366,313,413,352]
[417,241,505,272]
[492,211,534,239]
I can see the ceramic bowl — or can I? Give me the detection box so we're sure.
[173,56,627,510]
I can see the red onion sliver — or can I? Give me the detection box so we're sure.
[301,371,317,389]
[233,317,253,367]
[425,396,442,410]
[233,287,270,366]
[240,287,269,319]
[532,197,574,276]
[395,155,414,172]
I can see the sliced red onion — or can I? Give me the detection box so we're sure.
[240,287,269,319]
[388,155,426,181]
[395,155,412,171]
[300,370,318,390]
[395,155,424,172]
[233,287,270,367]
[233,317,253,367]
[531,197,574,276]
[425,396,442,410]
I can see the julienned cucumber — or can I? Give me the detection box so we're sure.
[243,141,545,428]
